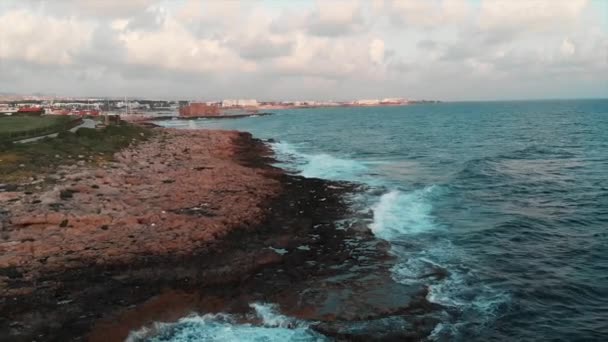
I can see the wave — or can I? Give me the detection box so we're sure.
[369,187,441,240]
[368,186,510,340]
[454,144,580,187]
[272,141,370,181]
[271,142,512,340]
[388,239,510,340]
[127,303,326,342]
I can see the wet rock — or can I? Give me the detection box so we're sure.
[0,184,18,192]
[1,128,419,342]
[0,192,21,203]
[59,189,74,200]
[0,267,22,279]
[313,315,440,342]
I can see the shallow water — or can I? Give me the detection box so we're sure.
[158,100,608,341]
[127,303,327,342]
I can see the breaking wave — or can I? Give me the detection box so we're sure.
[370,187,440,239]
[272,141,370,181]
[156,100,608,341]
[273,143,509,340]
[127,303,326,342]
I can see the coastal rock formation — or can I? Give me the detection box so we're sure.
[0,129,280,286]
[0,127,440,342]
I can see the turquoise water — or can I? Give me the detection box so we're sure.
[155,100,608,341]
[127,303,327,342]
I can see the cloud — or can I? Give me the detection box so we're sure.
[117,16,256,74]
[69,0,155,18]
[478,0,588,32]
[305,0,366,37]
[417,39,438,50]
[0,9,93,65]
[125,6,167,31]
[370,39,385,64]
[560,38,576,56]
[385,0,472,28]
[230,35,294,61]
[0,0,605,100]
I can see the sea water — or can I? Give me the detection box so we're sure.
[155,100,608,341]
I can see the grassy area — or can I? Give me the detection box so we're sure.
[0,123,153,184]
[0,116,78,141]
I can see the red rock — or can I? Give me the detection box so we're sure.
[0,192,21,203]
[1,129,280,280]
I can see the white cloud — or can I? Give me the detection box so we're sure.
[0,0,605,100]
[0,9,93,65]
[385,0,472,27]
[478,0,588,32]
[117,16,256,73]
[370,39,385,64]
[70,0,155,18]
[306,0,366,36]
[560,38,576,56]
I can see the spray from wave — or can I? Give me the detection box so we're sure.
[368,186,509,339]
[370,187,441,239]
[271,142,371,181]
[127,303,327,342]
[128,141,509,341]
[271,143,510,340]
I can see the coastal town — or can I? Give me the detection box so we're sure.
[1,93,433,341]
[1,0,605,340]
[0,95,439,119]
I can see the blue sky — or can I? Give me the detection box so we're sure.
[0,0,606,100]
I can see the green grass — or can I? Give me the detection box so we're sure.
[0,116,78,141]
[0,123,153,184]
[0,116,72,134]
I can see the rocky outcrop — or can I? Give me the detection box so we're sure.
[0,128,441,342]
[0,129,280,288]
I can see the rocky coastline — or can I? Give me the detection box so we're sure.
[1,127,441,341]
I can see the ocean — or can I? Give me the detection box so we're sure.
[150,99,608,341]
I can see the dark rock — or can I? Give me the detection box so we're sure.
[0,267,23,279]
[0,184,18,192]
[59,190,74,200]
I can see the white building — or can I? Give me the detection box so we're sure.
[355,99,380,105]
[221,99,259,107]
[380,98,407,104]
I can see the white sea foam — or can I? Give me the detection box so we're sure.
[250,302,304,328]
[427,276,510,340]
[271,142,369,181]
[368,185,510,339]
[127,302,326,342]
[369,186,440,240]
[272,141,301,159]
[269,142,509,340]
[300,153,368,179]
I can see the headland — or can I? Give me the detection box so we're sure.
[0,123,440,341]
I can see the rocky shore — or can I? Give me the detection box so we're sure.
[0,129,280,283]
[0,127,441,341]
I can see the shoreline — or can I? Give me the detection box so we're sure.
[0,126,440,341]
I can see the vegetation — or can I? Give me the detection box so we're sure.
[0,116,80,142]
[0,123,153,184]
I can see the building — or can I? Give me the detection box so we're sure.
[179,103,220,117]
[16,106,45,115]
[221,99,259,108]
[380,98,408,104]
[355,99,380,106]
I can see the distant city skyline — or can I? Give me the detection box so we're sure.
[1,0,606,101]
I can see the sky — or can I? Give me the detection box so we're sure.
[0,0,606,101]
